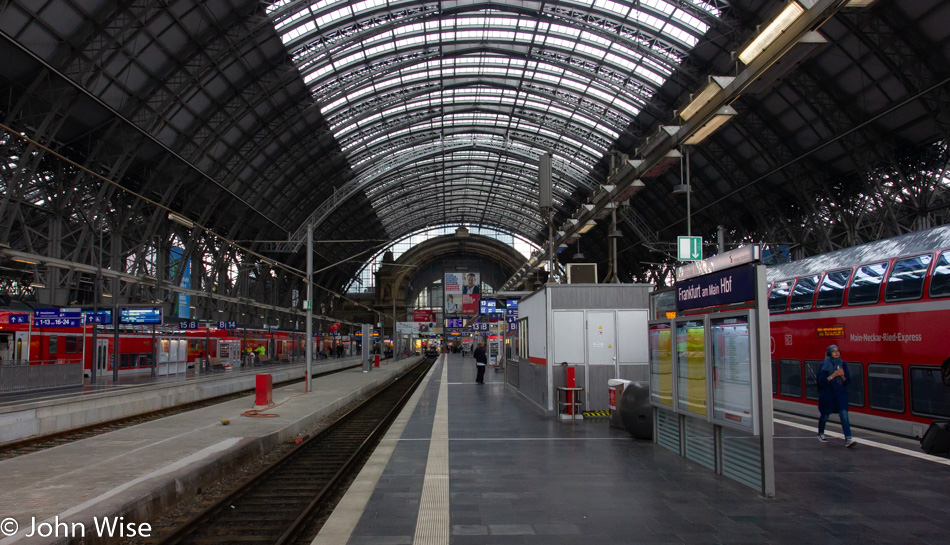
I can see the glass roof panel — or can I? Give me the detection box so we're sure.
[268,0,718,238]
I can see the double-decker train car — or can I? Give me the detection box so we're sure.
[767,225,950,437]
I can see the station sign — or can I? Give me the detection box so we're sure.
[179,321,200,330]
[471,323,489,332]
[446,318,465,328]
[35,309,80,319]
[506,315,518,324]
[119,307,163,325]
[33,317,81,328]
[217,320,237,330]
[675,264,755,312]
[8,314,30,324]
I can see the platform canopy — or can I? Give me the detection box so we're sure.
[0,0,948,302]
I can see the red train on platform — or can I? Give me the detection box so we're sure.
[0,311,308,377]
[767,225,950,437]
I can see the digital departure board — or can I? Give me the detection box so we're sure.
[119,307,163,324]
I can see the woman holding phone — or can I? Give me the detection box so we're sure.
[817,344,857,448]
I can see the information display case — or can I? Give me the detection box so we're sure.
[675,318,708,417]
[648,323,673,407]
[709,312,758,433]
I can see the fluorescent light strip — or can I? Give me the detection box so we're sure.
[738,2,805,65]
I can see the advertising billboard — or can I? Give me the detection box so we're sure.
[445,271,479,315]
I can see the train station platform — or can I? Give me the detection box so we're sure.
[0,356,366,445]
[0,356,421,545]
[316,352,950,545]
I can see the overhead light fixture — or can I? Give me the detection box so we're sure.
[637,126,679,158]
[29,282,46,289]
[679,76,735,121]
[844,0,877,6]
[577,220,597,234]
[167,212,195,229]
[672,184,691,196]
[738,1,806,65]
[101,292,113,298]
[643,150,683,178]
[682,106,738,145]
[12,257,41,265]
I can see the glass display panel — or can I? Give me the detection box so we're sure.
[676,319,707,416]
[789,276,819,311]
[49,335,58,355]
[846,362,865,407]
[816,269,851,308]
[651,290,676,320]
[767,281,791,313]
[929,252,950,298]
[885,254,932,301]
[649,323,673,407]
[847,262,888,305]
[868,363,904,412]
[804,360,821,400]
[710,316,753,429]
[779,359,802,397]
[910,367,950,418]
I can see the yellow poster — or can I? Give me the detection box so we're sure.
[686,326,707,416]
[656,329,673,406]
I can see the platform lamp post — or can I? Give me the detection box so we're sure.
[91,224,102,382]
[305,223,313,393]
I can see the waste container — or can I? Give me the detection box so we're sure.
[619,381,652,440]
[608,379,632,429]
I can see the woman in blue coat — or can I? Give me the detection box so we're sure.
[817,344,857,447]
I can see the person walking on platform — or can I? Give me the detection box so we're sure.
[473,341,487,384]
[817,344,857,447]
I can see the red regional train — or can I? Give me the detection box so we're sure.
[767,225,950,437]
[0,311,307,377]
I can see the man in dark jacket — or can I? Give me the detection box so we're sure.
[473,341,488,384]
[817,344,856,447]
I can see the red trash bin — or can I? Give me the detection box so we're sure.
[255,374,273,406]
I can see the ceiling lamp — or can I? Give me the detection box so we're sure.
[679,77,735,121]
[682,106,738,145]
[167,212,195,228]
[577,221,597,234]
[12,256,41,265]
[738,1,807,65]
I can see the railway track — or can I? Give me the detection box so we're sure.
[0,362,361,460]
[154,357,435,545]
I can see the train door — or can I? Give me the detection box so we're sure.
[94,339,109,376]
[15,331,29,361]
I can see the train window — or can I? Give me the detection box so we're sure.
[885,254,932,302]
[138,354,150,368]
[910,366,950,418]
[867,363,904,413]
[929,252,950,298]
[768,281,792,313]
[120,353,132,368]
[847,262,888,305]
[816,269,850,308]
[804,360,821,400]
[846,362,865,407]
[789,275,819,311]
[64,336,79,354]
[49,335,58,354]
[771,358,777,394]
[779,359,802,397]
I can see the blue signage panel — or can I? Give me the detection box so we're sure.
[35,309,80,319]
[471,323,489,332]
[217,321,237,330]
[8,314,29,324]
[479,299,496,314]
[85,313,108,324]
[33,318,81,328]
[506,315,518,324]
[507,299,519,311]
[675,264,756,312]
[179,321,200,330]
[119,307,163,324]
[446,318,464,328]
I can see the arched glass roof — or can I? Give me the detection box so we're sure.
[346,224,540,292]
[267,0,721,243]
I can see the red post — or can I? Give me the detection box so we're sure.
[374,354,380,368]
[566,366,576,415]
[255,374,273,406]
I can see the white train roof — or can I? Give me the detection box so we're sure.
[766,225,950,282]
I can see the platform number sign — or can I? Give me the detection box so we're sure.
[217,321,237,330]
[8,314,29,324]
[86,313,107,324]
[179,321,200,330]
